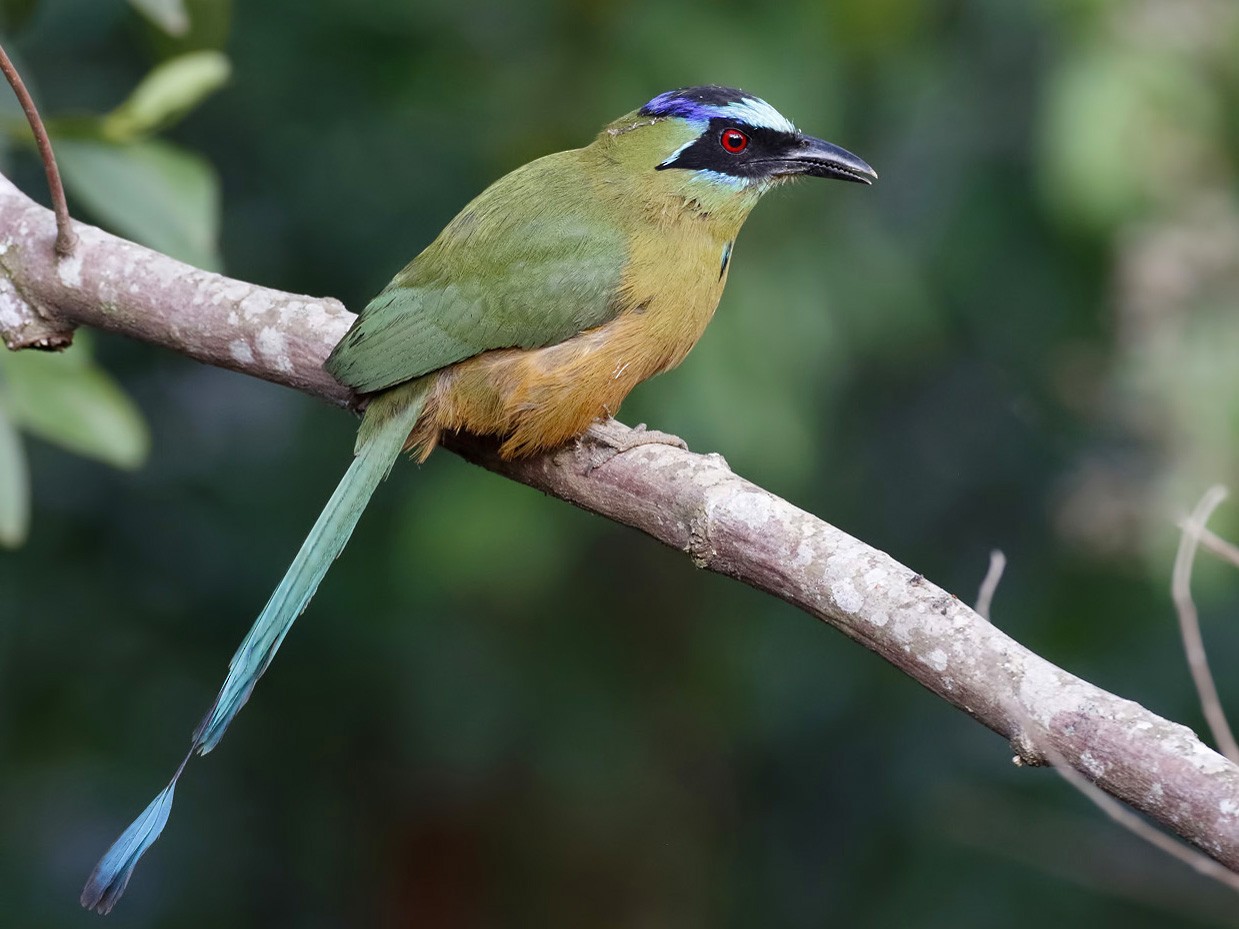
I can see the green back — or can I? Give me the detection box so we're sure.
[326,149,628,393]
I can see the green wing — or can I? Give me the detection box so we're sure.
[326,150,627,393]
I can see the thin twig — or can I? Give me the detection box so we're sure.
[975,549,1006,620]
[1040,728,1239,892]
[0,42,76,257]
[977,549,1239,894]
[1172,485,1239,765]
[1194,526,1239,572]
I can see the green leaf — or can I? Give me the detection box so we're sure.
[55,137,222,270]
[0,401,30,549]
[103,50,231,141]
[129,0,190,36]
[2,347,150,470]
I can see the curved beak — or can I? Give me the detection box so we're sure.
[777,135,877,185]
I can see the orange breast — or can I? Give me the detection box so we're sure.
[409,221,734,459]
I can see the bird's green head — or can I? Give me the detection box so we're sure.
[598,85,876,200]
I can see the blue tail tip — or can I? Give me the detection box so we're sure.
[80,781,177,915]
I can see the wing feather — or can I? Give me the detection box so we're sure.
[326,150,627,393]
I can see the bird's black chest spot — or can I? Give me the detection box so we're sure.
[719,241,733,279]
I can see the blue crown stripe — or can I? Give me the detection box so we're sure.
[639,85,796,134]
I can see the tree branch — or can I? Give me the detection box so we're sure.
[0,172,354,391]
[2,172,1237,876]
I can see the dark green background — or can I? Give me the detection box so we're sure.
[3,0,1239,925]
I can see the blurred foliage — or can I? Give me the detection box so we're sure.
[101,50,230,140]
[0,336,148,547]
[2,0,1239,926]
[1,337,148,469]
[38,41,229,269]
[128,0,189,37]
[55,136,220,267]
[0,16,227,546]
[0,390,28,545]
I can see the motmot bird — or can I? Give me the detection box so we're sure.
[81,85,875,913]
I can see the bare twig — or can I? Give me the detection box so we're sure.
[1173,486,1239,765]
[975,549,1006,620]
[1043,737,1239,892]
[0,43,76,257]
[944,790,1239,925]
[1195,526,1239,572]
[1,172,1238,872]
[977,549,1239,893]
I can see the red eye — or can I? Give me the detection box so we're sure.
[720,128,748,154]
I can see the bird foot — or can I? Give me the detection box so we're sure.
[582,420,688,473]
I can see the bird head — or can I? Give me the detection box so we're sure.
[596,85,875,214]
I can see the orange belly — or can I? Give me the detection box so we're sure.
[409,306,693,458]
[409,232,733,459]
[395,187,745,460]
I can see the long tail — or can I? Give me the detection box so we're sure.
[81,382,429,915]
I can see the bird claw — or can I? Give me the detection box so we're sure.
[582,420,688,473]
